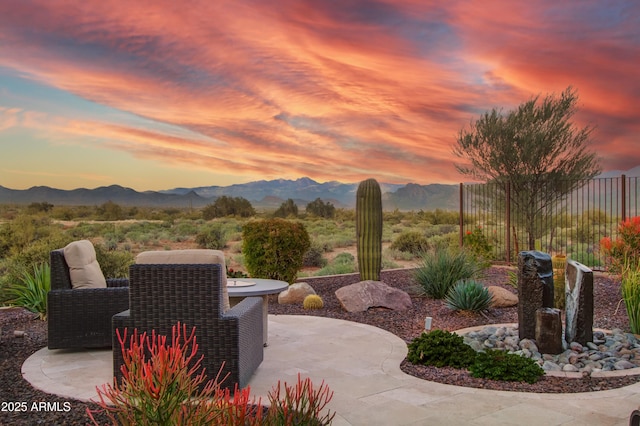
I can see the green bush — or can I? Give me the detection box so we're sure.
[414,249,483,299]
[445,280,493,312]
[407,329,476,368]
[303,242,327,267]
[242,218,310,283]
[389,231,429,255]
[7,262,50,319]
[94,244,135,278]
[470,350,545,383]
[313,252,356,276]
[195,224,227,249]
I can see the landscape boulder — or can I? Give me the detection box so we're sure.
[335,280,412,313]
[487,286,518,308]
[278,282,316,304]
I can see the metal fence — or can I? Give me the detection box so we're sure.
[459,175,640,270]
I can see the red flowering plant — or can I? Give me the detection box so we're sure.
[87,323,335,425]
[600,216,640,274]
[463,226,493,267]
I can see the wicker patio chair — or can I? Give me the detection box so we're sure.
[48,248,129,349]
[112,263,264,391]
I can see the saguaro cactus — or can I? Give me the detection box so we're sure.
[356,178,383,281]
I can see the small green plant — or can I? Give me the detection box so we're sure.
[469,350,545,383]
[226,266,249,279]
[389,231,429,255]
[303,294,324,310]
[407,329,476,368]
[551,254,567,309]
[445,280,493,312]
[506,270,518,288]
[303,242,328,268]
[414,249,484,299]
[621,261,640,334]
[8,262,50,319]
[242,219,311,284]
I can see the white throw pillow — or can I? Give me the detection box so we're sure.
[63,240,107,289]
[135,249,230,312]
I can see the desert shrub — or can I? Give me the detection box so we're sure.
[242,219,310,283]
[94,244,135,278]
[303,242,327,267]
[407,329,476,368]
[445,280,493,312]
[195,224,228,249]
[463,226,493,265]
[305,198,336,218]
[273,199,299,218]
[414,249,484,299]
[389,231,430,255]
[314,252,356,276]
[7,262,50,319]
[470,350,544,383]
[202,196,255,219]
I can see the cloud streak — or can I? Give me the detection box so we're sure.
[0,0,638,189]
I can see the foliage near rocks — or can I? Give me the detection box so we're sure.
[242,218,310,283]
[445,280,493,312]
[469,350,545,384]
[407,330,476,369]
[302,242,327,267]
[414,249,484,299]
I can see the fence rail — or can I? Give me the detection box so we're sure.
[460,175,640,270]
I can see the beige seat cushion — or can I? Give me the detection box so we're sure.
[135,249,230,312]
[63,240,107,289]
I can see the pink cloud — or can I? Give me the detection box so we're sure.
[0,0,638,189]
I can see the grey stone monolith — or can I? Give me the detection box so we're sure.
[565,259,594,345]
[518,251,554,340]
[536,307,563,354]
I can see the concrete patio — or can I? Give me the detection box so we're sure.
[23,315,640,425]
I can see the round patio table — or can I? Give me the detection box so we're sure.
[227,278,288,346]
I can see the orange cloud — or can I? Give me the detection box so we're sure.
[0,0,638,190]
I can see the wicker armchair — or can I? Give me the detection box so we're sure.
[48,249,129,349]
[112,263,264,391]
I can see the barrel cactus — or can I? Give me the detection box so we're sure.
[356,178,383,281]
[303,294,324,310]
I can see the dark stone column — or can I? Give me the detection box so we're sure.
[518,251,554,340]
[565,259,594,345]
[536,308,563,354]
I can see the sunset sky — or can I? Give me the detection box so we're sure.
[1,1,639,191]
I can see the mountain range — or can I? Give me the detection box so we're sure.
[2,166,638,211]
[0,177,459,211]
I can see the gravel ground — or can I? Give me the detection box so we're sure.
[1,267,638,425]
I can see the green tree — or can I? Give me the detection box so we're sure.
[202,196,255,219]
[98,201,125,221]
[273,199,298,218]
[306,198,336,218]
[453,87,601,249]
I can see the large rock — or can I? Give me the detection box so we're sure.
[518,251,554,340]
[565,259,594,345]
[278,282,316,304]
[487,286,518,308]
[335,280,412,313]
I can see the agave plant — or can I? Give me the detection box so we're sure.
[445,280,493,312]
